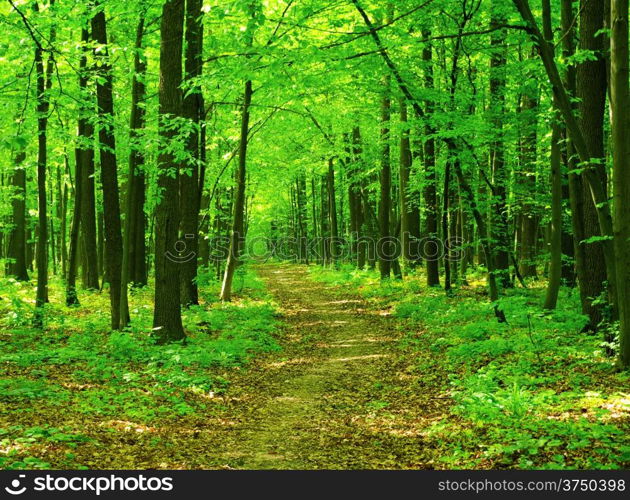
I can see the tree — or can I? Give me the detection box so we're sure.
[610,0,630,367]
[180,0,204,306]
[7,150,29,282]
[33,0,56,325]
[153,0,186,343]
[220,2,257,302]
[91,1,126,329]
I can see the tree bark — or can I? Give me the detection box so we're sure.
[153,0,186,342]
[399,98,419,271]
[378,56,393,280]
[220,80,252,301]
[574,0,609,329]
[91,2,125,330]
[542,0,563,309]
[34,0,55,325]
[180,0,204,306]
[422,29,440,287]
[610,0,630,367]
[512,0,618,327]
[7,151,29,281]
[66,28,93,307]
[489,0,511,288]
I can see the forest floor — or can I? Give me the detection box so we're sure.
[1,263,629,469]
[190,263,450,468]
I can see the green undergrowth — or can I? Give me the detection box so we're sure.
[309,264,630,469]
[0,265,281,469]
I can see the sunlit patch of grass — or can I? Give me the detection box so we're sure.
[305,264,630,469]
[0,265,282,469]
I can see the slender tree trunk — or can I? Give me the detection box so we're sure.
[297,175,308,264]
[327,158,339,266]
[489,1,510,288]
[220,80,252,301]
[560,0,580,290]
[422,30,440,287]
[542,0,563,309]
[180,0,204,306]
[79,26,100,292]
[120,16,146,325]
[153,0,186,342]
[378,66,392,280]
[351,127,367,270]
[442,156,452,293]
[91,3,125,329]
[399,98,419,271]
[66,28,93,307]
[34,0,55,325]
[517,48,539,279]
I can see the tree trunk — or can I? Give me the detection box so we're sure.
[542,0,563,309]
[378,67,392,280]
[351,127,367,269]
[153,0,186,342]
[422,29,440,287]
[180,0,204,306]
[120,16,147,325]
[399,98,419,271]
[220,80,252,301]
[574,0,609,329]
[91,3,125,330]
[7,151,29,281]
[327,158,339,266]
[512,0,618,329]
[610,0,630,367]
[34,0,55,325]
[66,27,93,307]
[489,1,511,288]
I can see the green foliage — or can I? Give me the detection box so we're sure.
[308,266,630,470]
[0,266,281,468]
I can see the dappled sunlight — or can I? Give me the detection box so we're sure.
[266,357,313,369]
[325,354,389,363]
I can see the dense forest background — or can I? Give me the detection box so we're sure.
[0,0,629,470]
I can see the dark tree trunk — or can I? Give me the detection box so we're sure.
[7,151,29,281]
[327,158,339,266]
[422,30,440,287]
[91,4,125,329]
[574,0,609,329]
[180,0,204,306]
[296,175,308,263]
[153,0,186,342]
[351,127,367,270]
[66,27,93,307]
[34,0,55,325]
[489,2,511,288]
[80,65,100,293]
[399,98,420,271]
[120,16,147,324]
[378,73,392,280]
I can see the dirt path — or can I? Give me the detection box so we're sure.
[194,264,449,469]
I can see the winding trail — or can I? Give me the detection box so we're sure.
[198,264,449,469]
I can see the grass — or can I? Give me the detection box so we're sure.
[308,263,630,469]
[0,264,282,469]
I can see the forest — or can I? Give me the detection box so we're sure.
[0,0,629,471]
